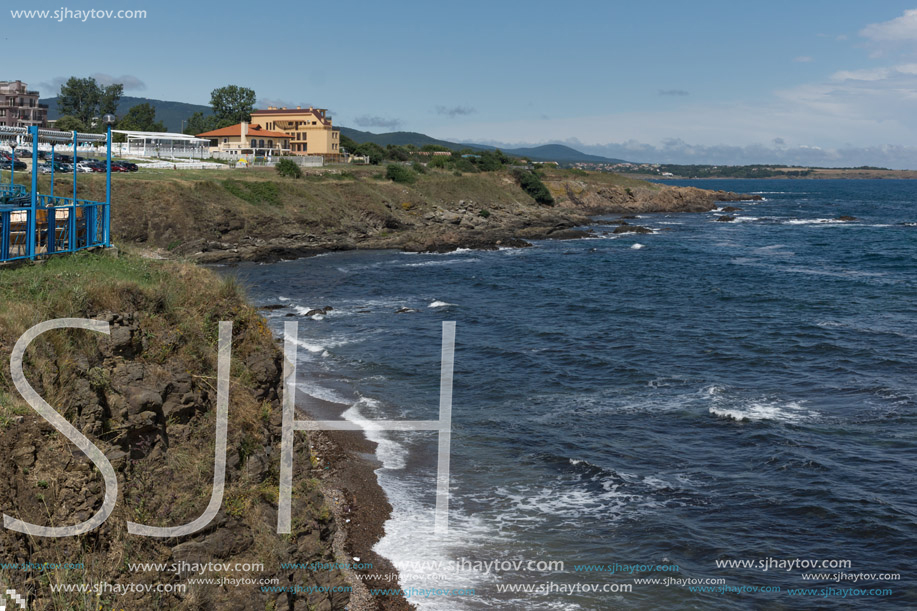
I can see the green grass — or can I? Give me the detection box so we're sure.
[222,179,281,206]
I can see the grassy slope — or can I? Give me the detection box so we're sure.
[0,251,347,610]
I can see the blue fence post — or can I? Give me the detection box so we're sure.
[50,143,55,198]
[10,142,15,189]
[28,126,38,260]
[1,210,8,261]
[72,131,77,204]
[105,124,112,247]
[71,131,78,252]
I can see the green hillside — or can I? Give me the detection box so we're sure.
[41,96,211,132]
[339,126,626,164]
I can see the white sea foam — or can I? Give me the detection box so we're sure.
[341,396,407,470]
[428,300,456,308]
[278,296,290,301]
[783,218,850,225]
[631,243,645,249]
[295,381,350,405]
[290,336,324,354]
[401,258,480,268]
[709,399,812,423]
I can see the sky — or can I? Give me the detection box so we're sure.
[8,0,917,167]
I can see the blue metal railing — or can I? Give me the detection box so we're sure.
[0,200,109,261]
[0,183,26,197]
[1,124,112,263]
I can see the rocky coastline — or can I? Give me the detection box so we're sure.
[102,168,760,265]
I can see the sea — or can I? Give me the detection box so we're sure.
[227,179,916,610]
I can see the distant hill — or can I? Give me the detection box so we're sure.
[40,95,625,162]
[499,144,626,164]
[339,126,627,164]
[41,96,211,132]
[338,127,480,151]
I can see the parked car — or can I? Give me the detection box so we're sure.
[112,161,139,171]
[0,160,27,171]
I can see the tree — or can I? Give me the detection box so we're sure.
[98,83,124,117]
[210,85,256,127]
[184,111,217,135]
[339,134,359,154]
[57,77,122,131]
[275,158,302,179]
[357,142,385,165]
[512,169,555,206]
[53,115,88,132]
[385,164,416,184]
[118,103,166,132]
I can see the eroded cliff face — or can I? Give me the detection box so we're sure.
[59,167,754,263]
[177,174,756,262]
[0,256,352,611]
[546,179,752,214]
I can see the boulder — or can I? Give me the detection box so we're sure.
[613,225,653,234]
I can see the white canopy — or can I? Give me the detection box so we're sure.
[112,130,209,143]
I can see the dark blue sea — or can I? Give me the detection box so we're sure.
[230,179,916,610]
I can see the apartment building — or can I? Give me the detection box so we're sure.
[0,80,48,128]
[251,106,341,159]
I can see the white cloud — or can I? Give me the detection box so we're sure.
[860,9,917,42]
[830,67,891,81]
[353,115,402,129]
[436,12,917,168]
[435,105,476,117]
[91,73,146,91]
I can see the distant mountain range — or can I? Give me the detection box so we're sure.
[40,96,624,163]
[41,96,211,132]
[339,126,626,164]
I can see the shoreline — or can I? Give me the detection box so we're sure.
[288,376,415,610]
[94,166,759,265]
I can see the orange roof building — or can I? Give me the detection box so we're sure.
[197,122,291,156]
[251,106,341,159]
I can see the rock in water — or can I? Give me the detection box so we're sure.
[613,225,653,234]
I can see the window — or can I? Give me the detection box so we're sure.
[267,140,273,149]
[251,139,257,148]
[259,139,265,148]
[223,138,228,144]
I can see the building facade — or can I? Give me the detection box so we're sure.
[251,107,341,159]
[196,122,291,156]
[0,80,47,128]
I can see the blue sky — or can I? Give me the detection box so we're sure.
[9,0,917,166]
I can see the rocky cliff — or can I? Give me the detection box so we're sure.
[0,253,361,610]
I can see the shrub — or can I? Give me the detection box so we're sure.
[478,209,491,218]
[275,158,302,178]
[454,158,478,173]
[412,162,427,174]
[385,164,416,184]
[512,169,555,206]
[429,156,449,169]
